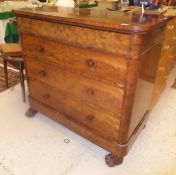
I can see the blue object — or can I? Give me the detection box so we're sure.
[133,0,161,9]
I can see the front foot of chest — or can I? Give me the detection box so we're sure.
[105,153,123,167]
[25,108,37,117]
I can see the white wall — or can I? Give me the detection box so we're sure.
[56,0,74,7]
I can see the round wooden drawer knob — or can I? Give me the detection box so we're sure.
[86,88,94,96]
[86,114,94,122]
[37,46,44,52]
[86,59,95,67]
[38,70,46,76]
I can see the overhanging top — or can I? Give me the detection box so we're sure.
[14,6,171,33]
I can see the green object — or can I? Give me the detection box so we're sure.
[79,1,98,8]
[4,22,19,43]
[0,11,15,20]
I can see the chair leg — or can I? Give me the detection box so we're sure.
[3,59,9,88]
[19,62,26,103]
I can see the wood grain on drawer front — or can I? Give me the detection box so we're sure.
[165,21,176,40]
[29,79,120,141]
[25,57,124,116]
[160,42,173,75]
[21,34,127,87]
[18,17,131,56]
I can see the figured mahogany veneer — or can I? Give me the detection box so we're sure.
[25,57,124,116]
[21,34,127,87]
[14,6,174,166]
[29,79,120,141]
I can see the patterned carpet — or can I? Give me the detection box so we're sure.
[0,65,20,92]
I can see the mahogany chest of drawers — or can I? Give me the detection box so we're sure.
[14,7,172,166]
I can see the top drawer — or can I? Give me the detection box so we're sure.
[18,17,131,56]
[21,34,127,87]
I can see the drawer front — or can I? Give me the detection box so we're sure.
[165,20,176,41]
[29,79,120,141]
[165,33,176,45]
[18,17,131,56]
[165,53,175,75]
[160,43,175,75]
[165,21,176,44]
[21,34,127,87]
[25,57,124,115]
[165,26,176,40]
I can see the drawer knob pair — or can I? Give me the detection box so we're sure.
[86,59,95,67]
[168,25,174,31]
[163,45,170,50]
[159,66,165,71]
[38,70,46,76]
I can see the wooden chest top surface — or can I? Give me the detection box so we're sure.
[14,6,171,33]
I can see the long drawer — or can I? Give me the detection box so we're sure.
[18,17,131,56]
[21,34,127,87]
[29,79,120,141]
[25,57,124,115]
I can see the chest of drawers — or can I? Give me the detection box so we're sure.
[14,7,171,166]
